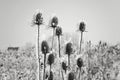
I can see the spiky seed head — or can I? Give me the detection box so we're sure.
[66,42,73,55]
[45,72,49,79]
[79,22,85,32]
[48,54,54,66]
[77,57,83,69]
[40,62,44,69]
[68,72,75,80]
[56,26,62,36]
[41,40,49,54]
[48,71,53,80]
[50,16,58,28]
[99,41,102,45]
[62,61,67,73]
[33,12,43,26]
[104,42,107,46]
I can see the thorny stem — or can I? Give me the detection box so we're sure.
[79,32,83,54]
[78,68,81,80]
[43,54,46,80]
[68,55,70,67]
[50,65,52,73]
[51,28,55,51]
[38,25,40,80]
[61,70,64,80]
[58,36,61,57]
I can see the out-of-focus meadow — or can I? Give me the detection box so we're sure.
[0,33,120,80]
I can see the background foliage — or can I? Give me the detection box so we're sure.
[0,33,120,80]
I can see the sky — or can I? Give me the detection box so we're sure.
[0,0,120,49]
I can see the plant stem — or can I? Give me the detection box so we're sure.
[51,28,55,51]
[50,65,51,73]
[38,25,40,80]
[79,32,83,54]
[43,54,46,80]
[78,68,81,80]
[61,70,64,80]
[68,55,70,67]
[58,36,61,57]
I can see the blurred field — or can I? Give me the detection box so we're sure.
[0,33,120,80]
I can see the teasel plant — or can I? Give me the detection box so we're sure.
[77,21,86,54]
[41,40,49,80]
[65,42,73,67]
[77,57,83,80]
[62,61,67,74]
[68,72,75,80]
[48,71,53,80]
[61,61,67,80]
[55,26,62,57]
[47,53,54,73]
[48,15,58,51]
[31,10,43,80]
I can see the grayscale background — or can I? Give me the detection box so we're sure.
[0,0,120,49]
